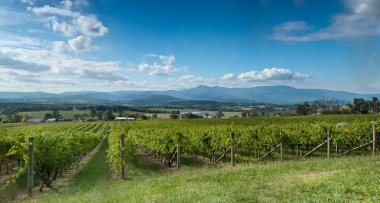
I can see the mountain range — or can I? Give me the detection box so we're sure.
[0,85,379,104]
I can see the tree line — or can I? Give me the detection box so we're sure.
[296,97,379,115]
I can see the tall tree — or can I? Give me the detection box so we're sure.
[371,97,379,114]
[52,110,62,119]
[296,102,311,115]
[102,110,115,121]
[349,98,369,114]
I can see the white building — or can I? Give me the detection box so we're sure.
[115,117,127,121]
[46,118,57,123]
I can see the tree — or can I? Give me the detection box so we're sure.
[169,111,180,119]
[12,114,22,123]
[21,115,30,123]
[296,102,311,115]
[152,113,158,119]
[102,110,115,121]
[89,106,97,117]
[371,97,379,114]
[96,111,103,120]
[216,110,224,118]
[310,102,319,114]
[44,113,53,120]
[52,110,62,119]
[241,111,248,117]
[349,98,369,114]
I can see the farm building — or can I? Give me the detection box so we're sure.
[46,118,57,123]
[115,117,136,121]
[115,117,127,121]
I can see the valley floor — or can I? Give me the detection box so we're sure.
[20,141,380,203]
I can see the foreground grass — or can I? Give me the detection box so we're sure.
[29,154,380,203]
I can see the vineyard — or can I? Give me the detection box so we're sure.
[0,122,105,193]
[108,114,380,177]
[1,114,380,201]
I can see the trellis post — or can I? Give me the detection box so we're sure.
[120,134,125,179]
[28,137,34,197]
[327,128,331,158]
[373,123,376,156]
[230,132,235,166]
[176,143,180,169]
[280,132,284,162]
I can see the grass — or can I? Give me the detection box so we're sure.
[27,153,380,203]
[69,140,111,192]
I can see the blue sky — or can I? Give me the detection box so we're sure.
[0,0,379,93]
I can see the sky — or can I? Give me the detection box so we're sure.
[0,0,379,93]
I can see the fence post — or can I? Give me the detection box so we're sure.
[28,137,34,198]
[176,143,180,170]
[230,132,235,166]
[373,123,376,156]
[280,132,284,162]
[327,128,331,158]
[120,134,125,179]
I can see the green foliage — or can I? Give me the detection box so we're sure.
[102,110,115,121]
[107,122,134,175]
[0,122,104,190]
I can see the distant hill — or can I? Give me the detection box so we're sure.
[0,85,379,104]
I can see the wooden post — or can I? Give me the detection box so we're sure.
[280,132,284,162]
[28,137,34,198]
[373,123,376,156]
[327,128,331,158]
[120,134,125,179]
[230,132,235,166]
[176,143,180,170]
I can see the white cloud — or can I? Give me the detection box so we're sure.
[60,0,74,10]
[29,4,108,38]
[177,75,212,83]
[0,32,43,49]
[221,73,236,80]
[272,0,380,41]
[52,41,70,54]
[73,15,108,37]
[159,55,175,65]
[138,54,186,76]
[0,35,126,84]
[20,0,35,6]
[138,63,185,76]
[68,35,95,52]
[0,52,51,72]
[29,5,80,18]
[0,6,33,26]
[237,68,310,82]
[47,16,77,37]
[166,75,214,89]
